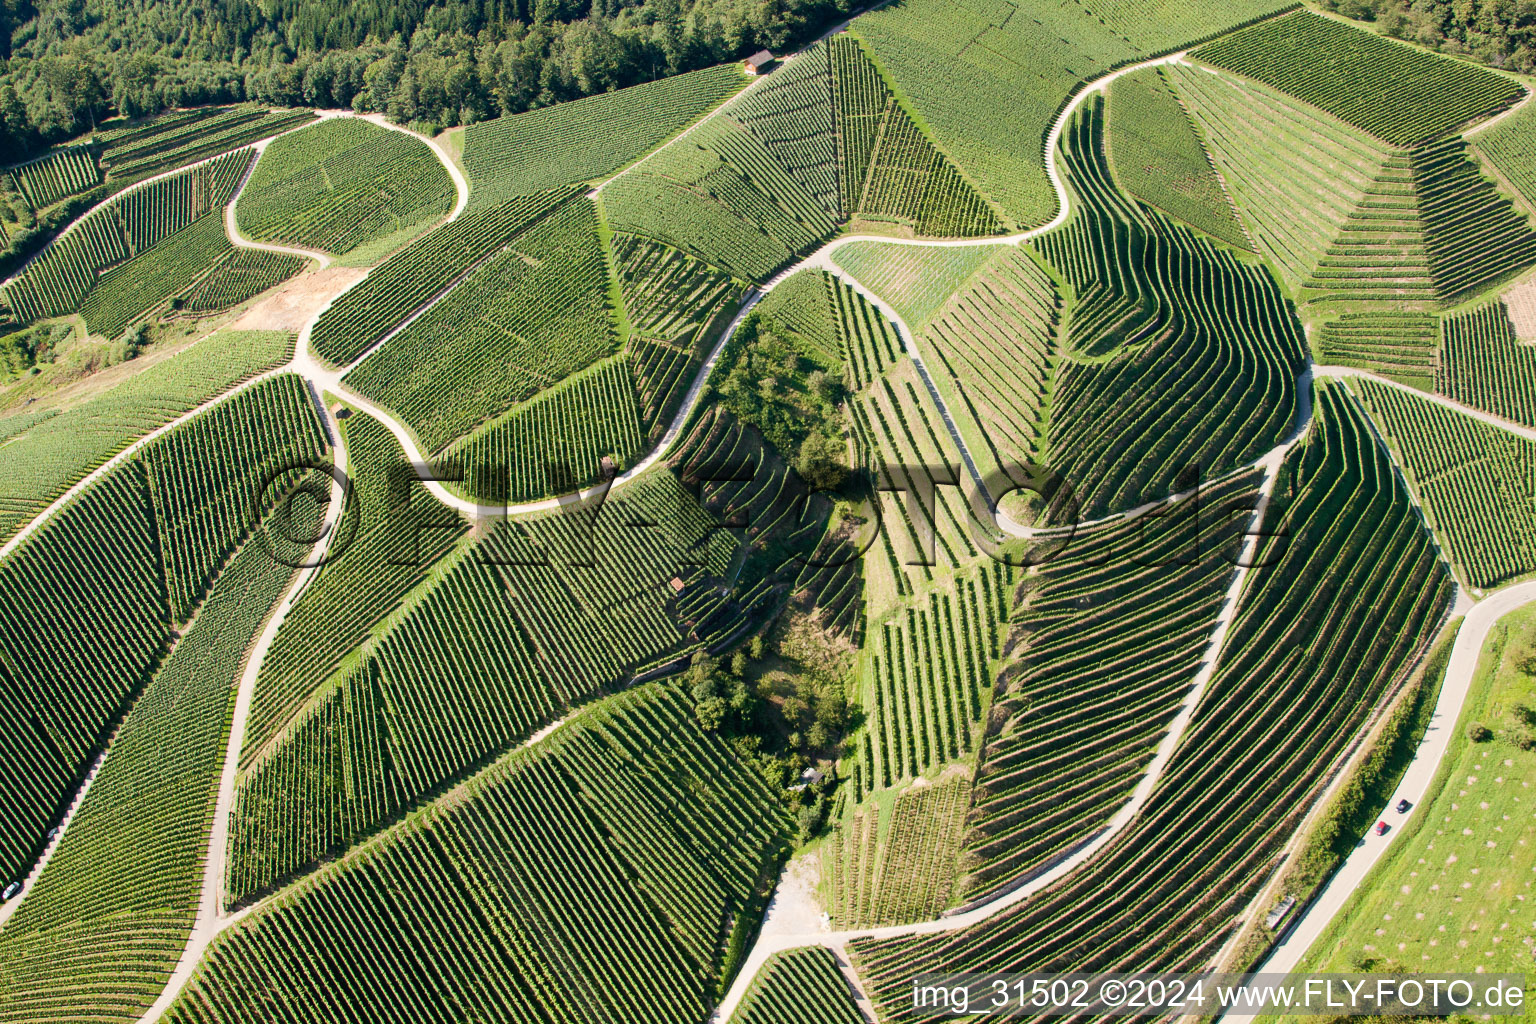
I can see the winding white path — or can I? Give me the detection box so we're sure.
[134,392,352,1024]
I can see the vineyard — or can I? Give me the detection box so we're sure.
[1437,301,1536,428]
[344,196,617,452]
[734,948,864,1024]
[617,234,742,442]
[307,186,580,365]
[822,774,971,927]
[1165,61,1397,293]
[1033,100,1305,522]
[78,214,234,338]
[851,382,1452,1019]
[227,468,790,901]
[603,36,999,283]
[0,329,293,542]
[1166,62,1536,307]
[442,356,646,504]
[1104,67,1250,250]
[3,149,252,323]
[855,563,1008,793]
[1470,98,1536,212]
[176,686,789,1024]
[461,64,747,208]
[1353,376,1536,589]
[96,106,316,180]
[1315,312,1439,388]
[239,409,465,768]
[138,372,327,621]
[912,247,1058,487]
[234,118,455,255]
[1192,12,1524,146]
[849,0,1291,228]
[6,147,101,213]
[1,4,1532,1019]
[174,247,307,314]
[0,529,296,1023]
[962,471,1260,901]
[831,242,996,331]
[0,465,168,891]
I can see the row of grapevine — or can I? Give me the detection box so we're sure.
[1316,312,1438,389]
[240,410,466,769]
[175,247,308,314]
[442,356,647,504]
[1192,12,1524,146]
[344,196,617,453]
[850,382,1453,1019]
[859,564,1005,792]
[962,470,1262,902]
[1354,376,1536,589]
[735,947,865,1024]
[235,118,455,255]
[308,186,580,365]
[1035,99,1306,523]
[823,774,970,928]
[3,148,253,324]
[0,329,293,544]
[1164,61,1396,294]
[1437,301,1536,428]
[98,106,315,179]
[462,63,747,208]
[918,248,1058,485]
[139,372,327,621]
[0,528,297,1023]
[177,686,789,1024]
[230,469,778,901]
[78,213,235,338]
[6,146,101,212]
[0,466,169,891]
[604,114,839,282]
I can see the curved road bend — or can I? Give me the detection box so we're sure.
[1225,579,1536,1017]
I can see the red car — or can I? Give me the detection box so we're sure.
[1374,821,1390,836]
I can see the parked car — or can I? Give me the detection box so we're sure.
[2,881,19,900]
[1374,821,1390,836]
[1396,799,1411,813]
[46,826,59,840]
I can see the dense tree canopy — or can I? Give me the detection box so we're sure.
[1319,0,1536,73]
[0,0,853,159]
